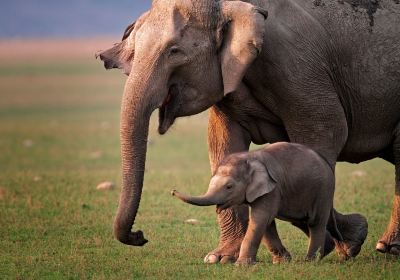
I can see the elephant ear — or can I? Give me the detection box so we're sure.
[96,11,149,76]
[246,159,277,203]
[219,1,268,95]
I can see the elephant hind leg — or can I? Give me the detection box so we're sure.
[291,221,336,258]
[262,220,291,264]
[376,122,400,255]
[306,224,327,261]
[292,211,368,260]
[332,211,368,260]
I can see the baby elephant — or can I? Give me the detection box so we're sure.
[172,142,343,265]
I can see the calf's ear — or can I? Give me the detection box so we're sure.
[246,159,276,203]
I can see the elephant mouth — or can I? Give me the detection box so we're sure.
[158,85,179,135]
[216,203,231,214]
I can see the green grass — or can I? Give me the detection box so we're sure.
[1,52,400,280]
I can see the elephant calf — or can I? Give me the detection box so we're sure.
[172,142,345,265]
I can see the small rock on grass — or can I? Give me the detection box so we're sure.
[23,139,34,148]
[96,181,115,191]
[351,170,367,177]
[33,176,41,182]
[185,219,200,225]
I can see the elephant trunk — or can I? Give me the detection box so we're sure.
[171,190,221,206]
[114,67,164,246]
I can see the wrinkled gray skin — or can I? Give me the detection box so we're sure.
[172,142,347,264]
[97,0,400,263]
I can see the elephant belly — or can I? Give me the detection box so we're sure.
[276,197,313,224]
[338,130,395,163]
[242,119,289,145]
[243,118,395,163]
[276,213,307,224]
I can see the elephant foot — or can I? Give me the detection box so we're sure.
[376,232,400,255]
[204,239,242,264]
[376,241,400,255]
[334,213,368,260]
[272,251,291,264]
[376,195,400,255]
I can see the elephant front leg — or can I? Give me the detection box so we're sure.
[236,198,273,265]
[376,197,400,255]
[204,105,251,264]
[376,124,400,255]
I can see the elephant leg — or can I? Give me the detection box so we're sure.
[332,210,368,259]
[376,197,400,255]
[291,221,336,258]
[306,224,326,261]
[293,211,368,260]
[204,105,251,264]
[236,195,279,266]
[376,123,400,255]
[283,90,366,258]
[262,220,291,264]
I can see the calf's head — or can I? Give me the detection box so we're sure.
[172,157,278,212]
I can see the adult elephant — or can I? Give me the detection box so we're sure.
[98,0,400,263]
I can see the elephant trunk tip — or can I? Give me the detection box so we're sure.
[171,189,192,204]
[113,223,148,247]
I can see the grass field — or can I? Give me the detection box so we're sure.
[0,39,399,279]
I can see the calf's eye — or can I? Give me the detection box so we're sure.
[169,46,182,56]
[226,184,233,190]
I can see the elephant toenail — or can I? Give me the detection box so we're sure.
[204,254,219,264]
[376,241,388,253]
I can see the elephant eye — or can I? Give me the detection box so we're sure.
[168,46,184,57]
[226,184,233,190]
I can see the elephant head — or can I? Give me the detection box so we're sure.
[172,157,278,212]
[97,0,268,246]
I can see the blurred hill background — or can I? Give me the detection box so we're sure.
[0,0,151,38]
